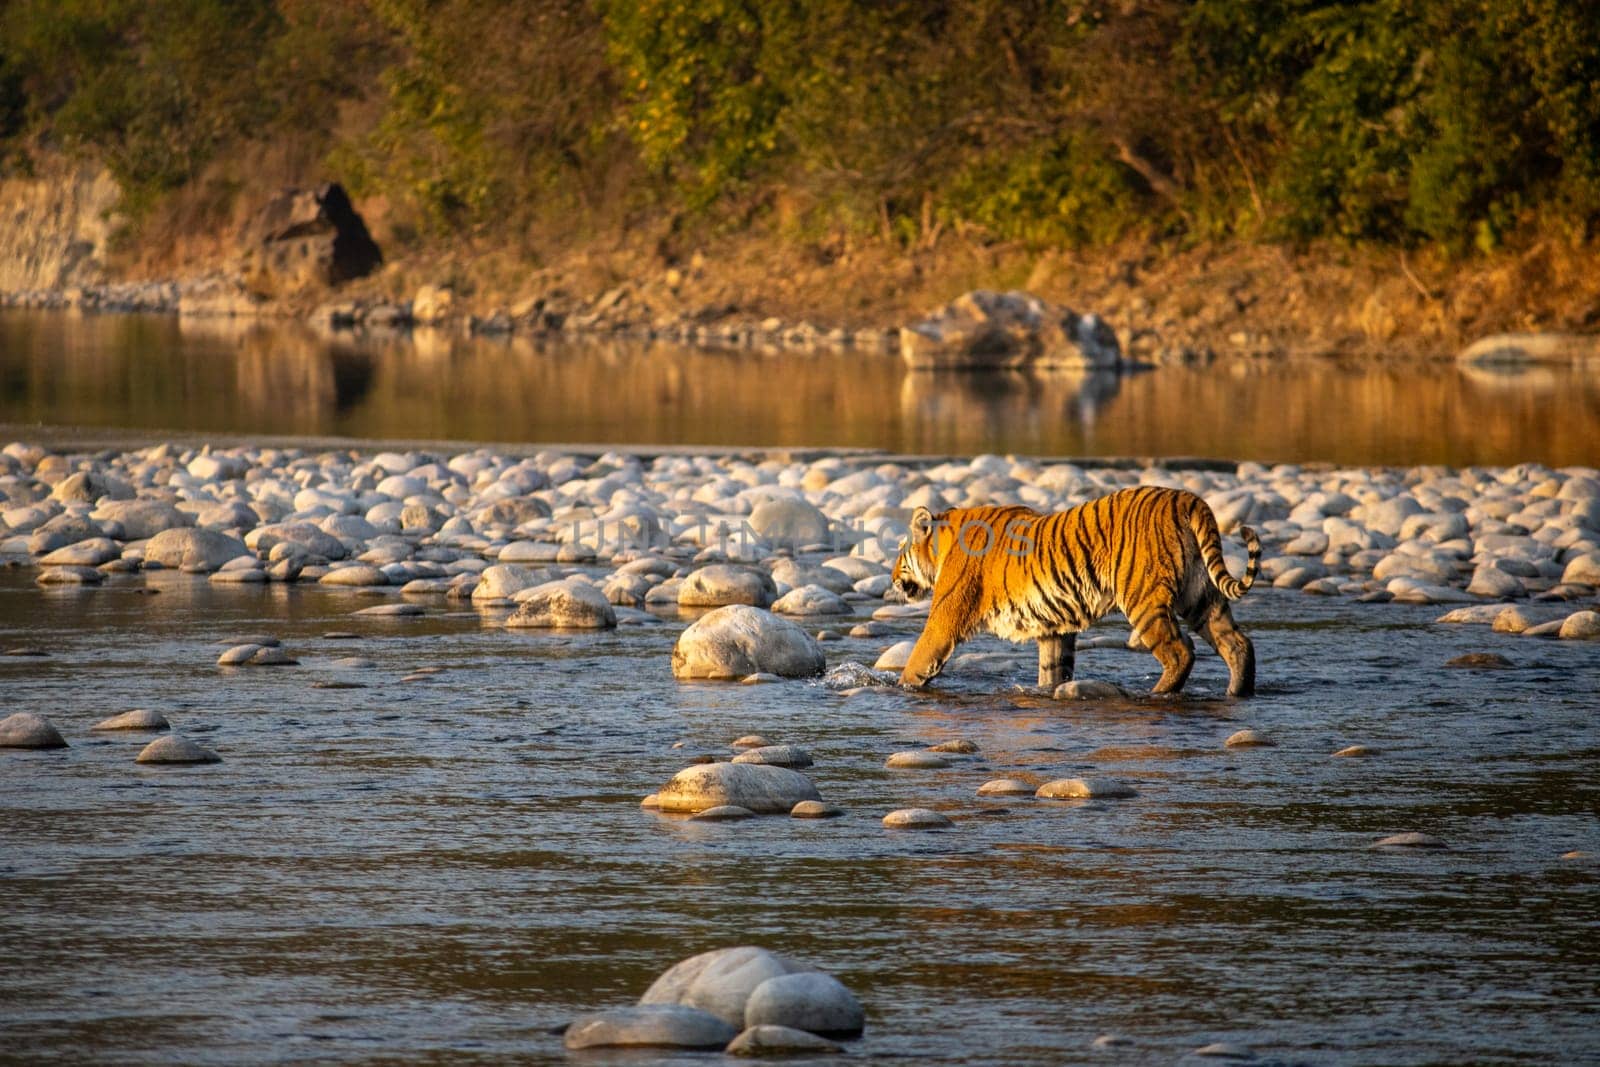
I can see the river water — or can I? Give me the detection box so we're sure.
[1,311,1598,1065]
[2,310,1599,465]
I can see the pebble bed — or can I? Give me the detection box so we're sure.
[3,439,1598,1065]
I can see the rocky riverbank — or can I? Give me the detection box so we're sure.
[4,441,1597,680]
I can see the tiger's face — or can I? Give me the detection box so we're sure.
[892,506,942,600]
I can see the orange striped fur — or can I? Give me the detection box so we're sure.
[891,486,1260,696]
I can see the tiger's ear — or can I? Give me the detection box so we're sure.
[910,506,934,544]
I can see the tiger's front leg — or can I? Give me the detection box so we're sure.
[899,593,973,688]
[1037,633,1076,690]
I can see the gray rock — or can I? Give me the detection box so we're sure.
[977,778,1035,796]
[885,751,950,770]
[470,563,549,602]
[679,564,778,608]
[564,1005,737,1051]
[1374,832,1448,849]
[656,763,822,815]
[744,971,865,1037]
[1492,606,1532,634]
[319,564,390,587]
[726,1024,842,1056]
[770,584,851,616]
[1558,609,1600,639]
[731,745,814,769]
[1332,744,1377,757]
[930,739,979,754]
[692,804,758,821]
[39,537,120,567]
[351,603,424,617]
[874,641,914,671]
[1224,729,1275,748]
[882,807,952,829]
[1053,679,1127,700]
[671,605,825,680]
[0,712,68,749]
[145,527,251,573]
[505,578,616,629]
[640,946,813,1029]
[1035,777,1138,799]
[747,498,831,547]
[790,801,845,819]
[35,564,104,585]
[91,709,170,731]
[136,734,221,764]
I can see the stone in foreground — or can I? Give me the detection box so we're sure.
[1035,777,1137,800]
[563,1005,737,1050]
[744,971,865,1037]
[91,709,170,731]
[640,946,812,1029]
[726,1024,842,1056]
[672,605,825,680]
[0,712,68,749]
[136,734,221,764]
[656,763,822,815]
[1054,679,1127,700]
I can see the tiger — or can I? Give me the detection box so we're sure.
[890,485,1261,697]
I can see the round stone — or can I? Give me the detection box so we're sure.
[873,641,914,671]
[352,603,425,617]
[1446,652,1513,669]
[90,709,170,731]
[1035,777,1138,799]
[640,793,660,809]
[731,735,773,749]
[505,578,617,629]
[0,712,68,749]
[691,804,757,821]
[1224,728,1275,748]
[1332,745,1377,758]
[882,808,952,829]
[731,745,814,769]
[1558,610,1600,639]
[770,584,851,616]
[790,801,845,819]
[1053,680,1128,700]
[136,734,221,764]
[563,1005,737,1051]
[671,605,825,680]
[656,763,822,814]
[740,673,782,685]
[977,778,1034,796]
[678,564,777,608]
[726,1024,842,1056]
[1375,832,1448,849]
[885,751,950,770]
[929,739,979,754]
[320,564,391,587]
[639,946,813,1029]
[744,971,865,1037]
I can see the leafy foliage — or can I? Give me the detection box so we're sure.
[0,0,1595,249]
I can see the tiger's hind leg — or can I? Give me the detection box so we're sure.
[1195,600,1256,698]
[1130,602,1194,695]
[1037,633,1076,690]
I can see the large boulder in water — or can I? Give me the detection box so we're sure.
[678,565,777,608]
[671,605,825,680]
[639,947,815,1028]
[900,289,1121,370]
[235,182,381,292]
[655,763,822,815]
[505,578,616,629]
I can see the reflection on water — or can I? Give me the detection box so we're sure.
[2,309,1598,464]
[1,574,1596,1064]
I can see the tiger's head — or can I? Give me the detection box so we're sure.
[891,506,944,600]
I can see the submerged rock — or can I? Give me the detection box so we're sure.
[744,971,865,1037]
[885,751,950,770]
[977,778,1035,796]
[0,712,68,749]
[731,745,814,769]
[1035,777,1138,799]
[135,734,221,764]
[655,763,822,815]
[882,807,952,829]
[563,1005,736,1051]
[90,709,170,731]
[726,1024,842,1056]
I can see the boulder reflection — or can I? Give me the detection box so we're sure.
[898,369,1125,453]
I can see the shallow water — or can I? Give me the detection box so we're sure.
[3,568,1596,1065]
[3,310,1599,465]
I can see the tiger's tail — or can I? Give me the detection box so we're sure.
[1190,502,1260,601]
